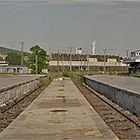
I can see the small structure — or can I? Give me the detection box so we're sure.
[0,56,8,66]
[76,48,82,55]
[0,65,28,74]
[124,49,140,73]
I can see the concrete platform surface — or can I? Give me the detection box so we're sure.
[0,75,43,90]
[0,78,119,140]
[86,75,140,94]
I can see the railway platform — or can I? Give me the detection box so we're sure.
[84,75,140,116]
[85,75,140,94]
[0,78,118,140]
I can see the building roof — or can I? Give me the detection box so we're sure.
[49,53,87,61]
[130,49,140,53]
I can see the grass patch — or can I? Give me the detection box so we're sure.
[63,71,84,84]
[41,72,63,87]
[41,70,134,87]
[131,72,140,78]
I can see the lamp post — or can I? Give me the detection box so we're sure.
[103,49,107,73]
[20,42,24,66]
[35,54,38,74]
[69,47,72,71]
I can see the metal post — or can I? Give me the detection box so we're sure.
[87,54,89,72]
[62,54,64,72]
[20,42,24,66]
[80,56,82,71]
[57,51,59,72]
[35,54,38,74]
[78,54,80,73]
[103,49,107,73]
[70,48,72,71]
[126,50,129,58]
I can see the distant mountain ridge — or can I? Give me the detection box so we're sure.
[0,46,28,55]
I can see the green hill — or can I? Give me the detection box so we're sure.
[0,46,14,55]
[0,46,29,55]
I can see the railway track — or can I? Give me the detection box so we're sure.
[0,85,45,133]
[75,82,140,140]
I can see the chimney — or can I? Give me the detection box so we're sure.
[92,41,96,55]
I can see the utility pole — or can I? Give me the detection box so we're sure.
[57,51,60,72]
[103,49,107,73]
[126,50,129,58]
[78,54,80,73]
[11,44,14,51]
[20,42,24,66]
[35,54,38,74]
[80,56,82,71]
[87,54,89,73]
[62,53,64,72]
[69,47,72,71]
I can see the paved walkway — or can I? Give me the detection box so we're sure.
[0,78,118,140]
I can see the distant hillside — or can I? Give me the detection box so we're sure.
[0,46,14,54]
[0,46,29,55]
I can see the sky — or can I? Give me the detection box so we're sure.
[0,0,140,56]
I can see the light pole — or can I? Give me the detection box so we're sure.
[35,54,38,74]
[62,53,64,72]
[20,42,24,66]
[69,47,72,71]
[103,49,107,73]
[57,51,59,72]
[87,54,89,72]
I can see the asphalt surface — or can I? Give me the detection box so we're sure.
[0,75,42,90]
[86,75,140,94]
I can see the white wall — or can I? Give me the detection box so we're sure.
[49,60,127,67]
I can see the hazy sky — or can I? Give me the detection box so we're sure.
[0,0,140,56]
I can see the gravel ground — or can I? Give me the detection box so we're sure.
[76,83,140,140]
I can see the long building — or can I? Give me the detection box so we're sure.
[48,53,127,72]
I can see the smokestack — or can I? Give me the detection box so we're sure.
[76,48,78,54]
[92,41,96,55]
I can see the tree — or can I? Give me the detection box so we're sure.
[27,45,47,74]
[6,51,21,65]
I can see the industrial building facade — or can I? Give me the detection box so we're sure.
[48,53,128,72]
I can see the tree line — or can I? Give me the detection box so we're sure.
[5,45,47,74]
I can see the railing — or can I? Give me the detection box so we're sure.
[0,76,47,109]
